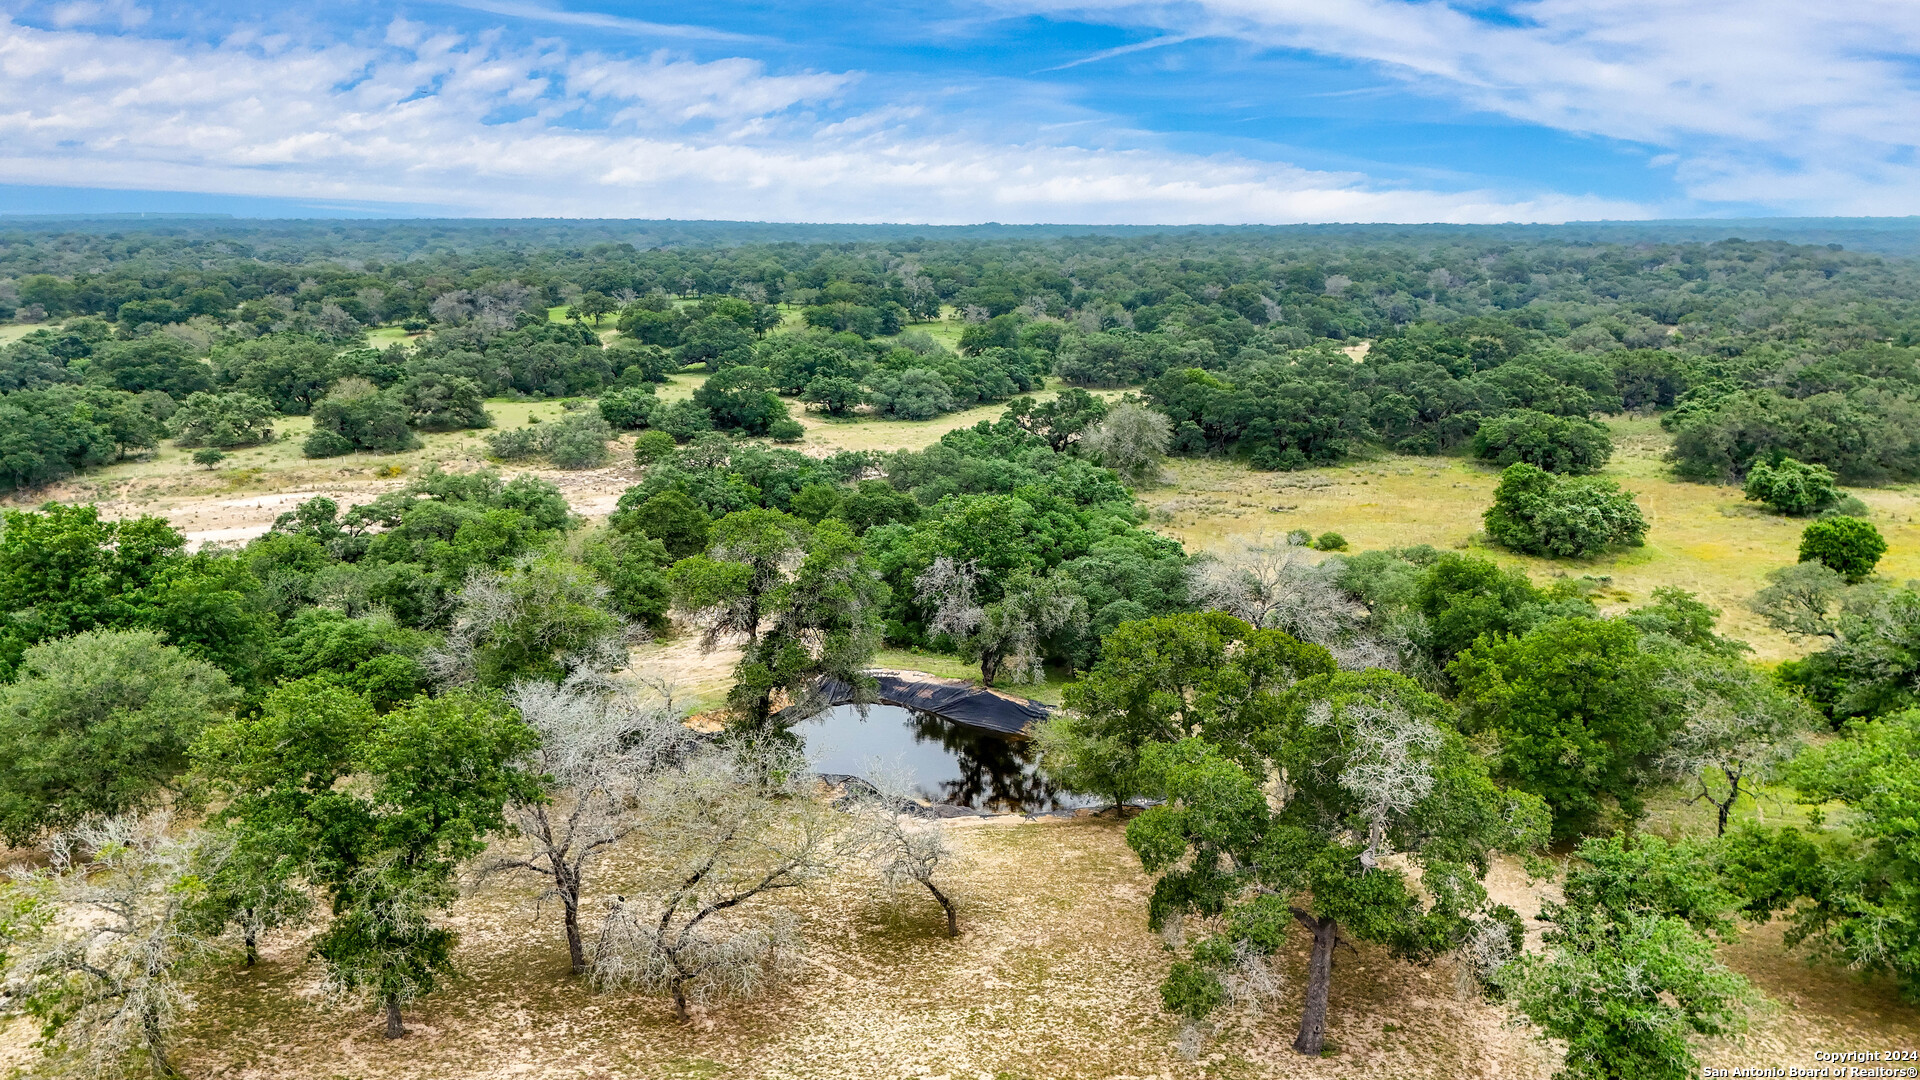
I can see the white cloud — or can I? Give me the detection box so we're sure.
[0,15,1647,222]
[1003,0,1920,212]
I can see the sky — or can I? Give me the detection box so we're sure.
[0,0,1916,224]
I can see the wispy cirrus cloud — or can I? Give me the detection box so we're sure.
[431,0,764,43]
[0,12,1647,222]
[999,0,1920,213]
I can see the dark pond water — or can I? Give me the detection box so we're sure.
[793,703,1093,814]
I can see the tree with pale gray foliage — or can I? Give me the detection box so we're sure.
[840,768,963,937]
[427,556,637,689]
[916,556,1083,685]
[3,814,224,1080]
[1187,535,1421,676]
[1748,560,1848,639]
[588,740,836,1021]
[1081,400,1171,483]
[482,676,696,973]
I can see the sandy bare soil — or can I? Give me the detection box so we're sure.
[9,458,645,550]
[146,819,1568,1080]
[8,815,1877,1080]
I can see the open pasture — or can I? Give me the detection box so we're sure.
[1142,416,1920,661]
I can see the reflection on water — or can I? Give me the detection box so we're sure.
[793,704,1093,814]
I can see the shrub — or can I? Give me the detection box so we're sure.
[768,418,805,443]
[397,372,492,431]
[1312,531,1348,551]
[1742,457,1840,516]
[598,386,657,430]
[693,365,789,435]
[485,412,613,469]
[1484,462,1648,558]
[632,430,676,464]
[192,447,226,469]
[790,482,842,523]
[1798,516,1885,582]
[304,379,418,457]
[866,368,956,420]
[652,400,716,443]
[801,375,864,415]
[1470,408,1612,474]
[1820,494,1870,519]
[621,489,711,559]
[485,426,544,462]
[544,412,614,469]
[301,429,355,458]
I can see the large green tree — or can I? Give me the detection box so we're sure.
[1483,463,1648,558]
[668,508,809,649]
[0,630,236,845]
[198,682,540,1038]
[1471,408,1613,475]
[1040,612,1333,807]
[727,518,889,724]
[1451,617,1670,838]
[1126,669,1547,1055]
[1798,515,1886,582]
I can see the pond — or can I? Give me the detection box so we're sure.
[793,703,1095,814]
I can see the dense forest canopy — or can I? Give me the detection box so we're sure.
[5,217,1920,490]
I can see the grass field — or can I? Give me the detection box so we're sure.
[1142,415,1920,661]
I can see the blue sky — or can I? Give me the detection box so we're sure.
[0,0,1916,223]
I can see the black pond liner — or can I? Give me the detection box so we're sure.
[813,672,1052,736]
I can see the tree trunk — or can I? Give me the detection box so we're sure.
[671,981,690,1022]
[980,651,1000,687]
[924,880,958,937]
[243,928,258,968]
[1714,768,1743,837]
[562,882,586,974]
[384,995,406,1040]
[553,861,587,975]
[143,1005,179,1078]
[1293,915,1338,1056]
